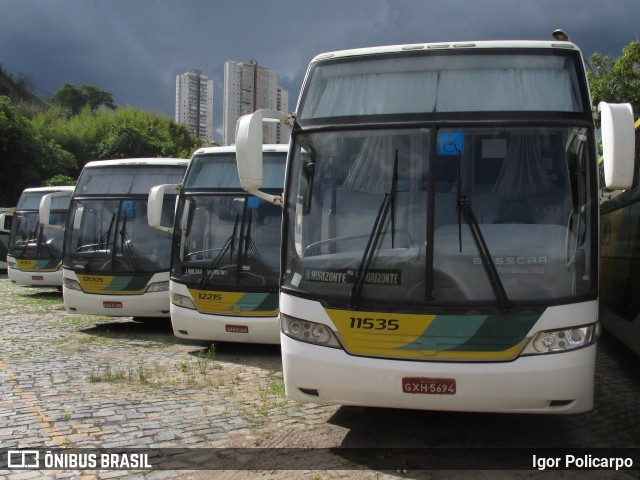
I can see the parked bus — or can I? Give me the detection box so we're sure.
[599,118,640,355]
[235,39,635,413]
[0,207,16,270]
[6,186,74,286]
[148,145,287,343]
[40,159,189,317]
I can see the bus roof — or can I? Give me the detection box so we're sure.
[310,40,580,63]
[83,158,189,169]
[20,186,75,194]
[192,144,288,156]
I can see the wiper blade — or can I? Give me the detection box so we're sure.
[199,213,240,288]
[457,195,510,311]
[84,212,116,272]
[119,213,141,273]
[349,150,399,309]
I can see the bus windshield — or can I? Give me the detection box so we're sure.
[284,125,596,309]
[10,193,70,261]
[66,198,176,274]
[65,164,186,274]
[172,152,286,289]
[299,50,585,120]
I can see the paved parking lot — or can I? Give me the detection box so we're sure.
[1,276,639,479]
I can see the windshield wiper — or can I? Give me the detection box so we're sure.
[199,213,240,288]
[119,213,141,273]
[84,212,116,272]
[456,197,510,311]
[348,150,399,309]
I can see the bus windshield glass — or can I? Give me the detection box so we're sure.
[65,164,186,274]
[283,126,596,309]
[10,193,70,260]
[172,152,286,289]
[298,50,585,120]
[66,198,176,274]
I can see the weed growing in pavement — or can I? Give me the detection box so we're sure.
[136,359,150,382]
[259,377,285,400]
[88,365,126,383]
[196,344,218,375]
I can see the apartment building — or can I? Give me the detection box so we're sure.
[223,60,289,145]
[175,70,214,142]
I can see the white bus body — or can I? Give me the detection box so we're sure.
[149,145,287,343]
[235,39,635,413]
[44,158,189,317]
[7,186,74,287]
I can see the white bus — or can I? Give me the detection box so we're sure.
[235,39,635,413]
[6,186,74,287]
[599,118,640,355]
[1,207,16,271]
[41,159,189,317]
[148,145,287,343]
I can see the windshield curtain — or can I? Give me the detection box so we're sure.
[283,126,596,309]
[185,152,286,189]
[299,51,584,120]
[64,198,175,273]
[171,193,281,290]
[76,165,186,195]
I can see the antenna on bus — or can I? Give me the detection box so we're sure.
[552,29,570,41]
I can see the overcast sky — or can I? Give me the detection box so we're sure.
[2,0,639,142]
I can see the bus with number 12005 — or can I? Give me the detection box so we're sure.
[40,158,189,317]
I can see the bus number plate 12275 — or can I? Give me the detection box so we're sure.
[402,377,456,395]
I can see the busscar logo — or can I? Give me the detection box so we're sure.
[8,450,39,468]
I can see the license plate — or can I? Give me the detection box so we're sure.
[103,301,123,309]
[225,325,249,334]
[402,377,456,395]
[31,276,44,281]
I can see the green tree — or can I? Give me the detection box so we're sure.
[51,83,115,115]
[0,96,77,205]
[43,174,77,186]
[588,40,640,119]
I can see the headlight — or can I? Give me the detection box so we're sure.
[63,277,82,291]
[7,260,18,270]
[146,281,170,293]
[521,323,600,355]
[170,292,196,310]
[281,314,342,348]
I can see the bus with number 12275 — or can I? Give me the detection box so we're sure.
[234,37,635,413]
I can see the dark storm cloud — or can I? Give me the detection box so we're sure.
[2,0,639,142]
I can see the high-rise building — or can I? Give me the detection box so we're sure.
[175,70,214,142]
[223,60,289,145]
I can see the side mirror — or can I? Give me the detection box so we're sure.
[39,192,72,230]
[0,212,13,233]
[599,102,635,190]
[236,109,291,206]
[148,184,181,233]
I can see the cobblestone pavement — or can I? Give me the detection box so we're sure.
[0,276,639,480]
